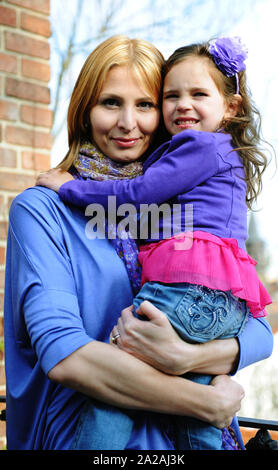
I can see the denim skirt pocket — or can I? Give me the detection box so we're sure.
[174,285,248,343]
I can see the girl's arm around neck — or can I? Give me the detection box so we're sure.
[58,132,219,209]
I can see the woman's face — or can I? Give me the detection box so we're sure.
[89,66,160,162]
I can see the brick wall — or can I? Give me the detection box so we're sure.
[0,0,52,448]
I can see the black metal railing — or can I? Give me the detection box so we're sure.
[238,416,278,432]
[238,416,278,449]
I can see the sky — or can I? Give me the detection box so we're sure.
[50,0,278,280]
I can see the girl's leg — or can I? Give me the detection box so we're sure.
[133,282,249,450]
[70,399,134,450]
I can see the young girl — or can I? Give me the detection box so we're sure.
[37,37,272,450]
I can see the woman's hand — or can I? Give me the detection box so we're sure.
[110,300,195,375]
[110,300,240,377]
[36,168,74,192]
[208,375,245,428]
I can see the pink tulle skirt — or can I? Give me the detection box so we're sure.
[138,231,271,318]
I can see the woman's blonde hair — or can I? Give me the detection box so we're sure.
[58,35,165,170]
[164,43,270,209]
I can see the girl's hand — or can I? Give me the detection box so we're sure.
[36,168,74,192]
[110,300,194,375]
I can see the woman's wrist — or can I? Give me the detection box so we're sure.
[169,374,244,429]
[166,338,199,375]
[174,337,240,376]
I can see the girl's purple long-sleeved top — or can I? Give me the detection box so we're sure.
[59,130,248,249]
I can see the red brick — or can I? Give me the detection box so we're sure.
[0,306,3,327]
[7,196,15,210]
[6,77,50,104]
[7,0,50,15]
[0,171,35,192]
[21,58,50,82]
[5,125,32,146]
[0,247,5,265]
[0,200,4,231]
[0,99,19,121]
[21,11,51,37]
[0,5,17,27]
[0,417,6,448]
[0,270,5,290]
[21,104,52,127]
[5,31,50,60]
[5,125,52,149]
[0,365,6,387]
[0,53,17,74]
[0,222,9,241]
[21,150,50,171]
[0,148,17,167]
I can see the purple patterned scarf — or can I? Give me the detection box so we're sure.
[222,425,242,450]
[72,141,143,295]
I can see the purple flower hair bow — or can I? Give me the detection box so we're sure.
[209,36,248,77]
[209,37,248,93]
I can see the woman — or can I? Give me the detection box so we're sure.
[4,35,273,450]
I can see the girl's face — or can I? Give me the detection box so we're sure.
[162,56,234,136]
[89,66,160,162]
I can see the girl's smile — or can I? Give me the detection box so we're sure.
[173,117,200,130]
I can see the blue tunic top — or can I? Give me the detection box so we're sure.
[4,186,273,449]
